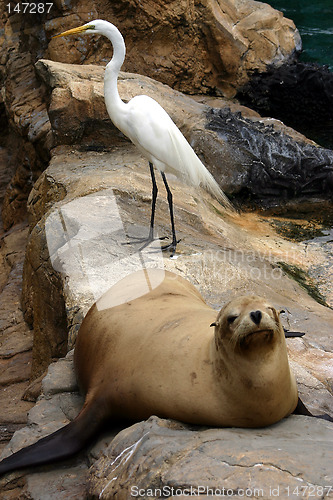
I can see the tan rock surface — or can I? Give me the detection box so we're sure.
[0,223,34,457]
[46,0,301,97]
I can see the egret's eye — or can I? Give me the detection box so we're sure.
[227,315,238,324]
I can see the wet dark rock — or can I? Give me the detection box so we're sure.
[237,62,333,149]
[207,107,333,202]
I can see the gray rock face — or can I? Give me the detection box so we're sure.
[88,415,333,500]
[0,352,89,499]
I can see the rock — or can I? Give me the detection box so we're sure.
[0,351,91,499]
[26,465,88,500]
[0,148,15,212]
[237,62,333,149]
[0,23,52,229]
[34,59,333,204]
[0,223,35,455]
[0,352,32,387]
[0,382,34,427]
[41,351,77,396]
[45,0,301,97]
[9,125,330,498]
[88,415,333,499]
[206,108,333,201]
[0,3,332,497]
[0,352,82,460]
[0,0,302,228]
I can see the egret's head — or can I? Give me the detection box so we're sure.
[53,19,109,39]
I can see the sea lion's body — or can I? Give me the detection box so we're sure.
[0,269,317,477]
[75,269,298,428]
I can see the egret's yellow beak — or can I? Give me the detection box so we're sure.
[53,25,93,39]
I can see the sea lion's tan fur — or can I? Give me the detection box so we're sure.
[75,269,298,427]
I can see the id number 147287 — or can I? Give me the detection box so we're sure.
[6,3,53,14]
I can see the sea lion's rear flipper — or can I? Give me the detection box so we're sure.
[0,395,105,477]
[293,397,333,422]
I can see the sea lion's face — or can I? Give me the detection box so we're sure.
[213,295,283,354]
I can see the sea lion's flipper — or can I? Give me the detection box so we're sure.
[0,395,105,477]
[283,328,305,338]
[293,397,333,422]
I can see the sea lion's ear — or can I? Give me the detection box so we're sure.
[210,321,219,327]
[279,309,286,315]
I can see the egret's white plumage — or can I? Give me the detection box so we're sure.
[54,20,233,253]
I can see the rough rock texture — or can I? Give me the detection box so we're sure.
[5,107,331,496]
[88,415,333,499]
[0,3,332,498]
[0,351,90,498]
[0,199,34,456]
[2,157,333,496]
[0,20,51,230]
[20,138,333,381]
[44,0,302,97]
[0,0,302,229]
[237,62,333,149]
[1,344,332,498]
[34,59,333,203]
[206,108,333,199]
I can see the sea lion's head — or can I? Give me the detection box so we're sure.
[211,295,284,356]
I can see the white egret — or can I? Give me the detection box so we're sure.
[54,20,233,254]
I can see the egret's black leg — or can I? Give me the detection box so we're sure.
[123,162,168,249]
[161,172,180,255]
[148,162,157,239]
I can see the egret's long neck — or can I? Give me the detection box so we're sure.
[103,24,127,121]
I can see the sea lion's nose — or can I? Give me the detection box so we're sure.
[250,310,262,325]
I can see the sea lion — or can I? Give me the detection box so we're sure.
[0,269,330,476]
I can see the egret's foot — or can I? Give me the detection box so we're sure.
[122,234,169,250]
[138,235,168,252]
[161,239,181,257]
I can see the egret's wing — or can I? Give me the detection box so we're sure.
[123,95,189,173]
[123,95,231,207]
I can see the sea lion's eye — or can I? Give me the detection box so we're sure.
[227,315,238,324]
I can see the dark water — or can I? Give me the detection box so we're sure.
[267,0,333,70]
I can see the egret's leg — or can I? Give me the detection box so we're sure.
[161,172,180,255]
[123,162,168,249]
[148,162,157,239]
